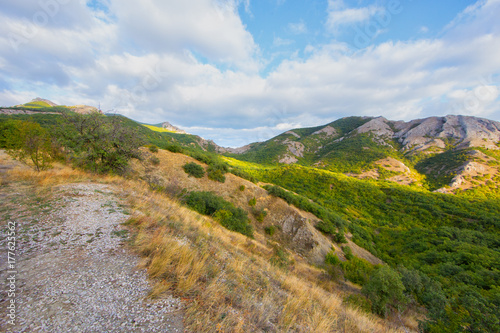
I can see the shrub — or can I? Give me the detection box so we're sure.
[325,250,341,266]
[270,245,292,269]
[4,120,53,171]
[148,145,159,153]
[362,266,406,317]
[149,156,160,166]
[239,185,245,191]
[207,162,228,183]
[248,197,257,207]
[264,225,276,236]
[341,257,374,286]
[254,209,267,222]
[207,167,226,182]
[184,191,253,237]
[342,246,354,260]
[182,162,205,178]
[334,231,348,244]
[344,294,372,313]
[190,151,214,165]
[165,144,182,153]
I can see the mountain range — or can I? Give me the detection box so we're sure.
[3,98,500,194]
[223,115,500,194]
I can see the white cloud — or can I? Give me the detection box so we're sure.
[288,21,307,34]
[0,0,499,147]
[326,0,384,33]
[109,0,260,71]
[273,37,294,47]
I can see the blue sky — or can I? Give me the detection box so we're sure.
[1,0,499,147]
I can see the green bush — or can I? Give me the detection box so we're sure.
[362,266,406,317]
[149,156,160,165]
[264,225,276,236]
[148,145,159,153]
[3,120,54,171]
[248,197,257,206]
[207,168,226,182]
[254,209,267,222]
[239,185,245,191]
[341,257,374,286]
[184,191,253,237]
[165,144,183,153]
[270,245,292,269]
[207,162,228,183]
[344,294,372,313]
[182,162,205,178]
[334,231,348,243]
[325,250,341,265]
[342,246,354,260]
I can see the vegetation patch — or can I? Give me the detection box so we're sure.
[184,191,253,237]
[182,162,205,178]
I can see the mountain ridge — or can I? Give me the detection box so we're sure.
[226,115,500,193]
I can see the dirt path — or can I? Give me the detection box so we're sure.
[0,181,184,332]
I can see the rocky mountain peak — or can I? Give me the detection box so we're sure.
[161,121,187,134]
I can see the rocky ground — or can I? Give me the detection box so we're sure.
[0,179,184,332]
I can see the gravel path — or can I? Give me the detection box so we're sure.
[0,183,184,332]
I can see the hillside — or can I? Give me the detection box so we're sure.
[0,150,417,332]
[227,115,500,193]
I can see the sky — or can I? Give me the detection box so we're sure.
[1,0,499,147]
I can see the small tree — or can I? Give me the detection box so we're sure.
[56,113,144,174]
[362,266,406,317]
[4,120,53,171]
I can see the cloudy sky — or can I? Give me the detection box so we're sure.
[1,0,499,147]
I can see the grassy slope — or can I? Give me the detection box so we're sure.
[142,124,177,133]
[22,101,52,108]
[1,153,414,332]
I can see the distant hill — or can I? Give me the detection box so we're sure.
[19,97,58,108]
[227,115,500,193]
[8,98,101,115]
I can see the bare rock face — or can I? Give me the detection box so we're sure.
[277,139,305,164]
[312,125,337,137]
[356,117,393,137]
[279,155,299,164]
[161,121,187,134]
[285,131,301,139]
[283,139,305,158]
[393,115,500,151]
[219,144,253,154]
[276,212,332,265]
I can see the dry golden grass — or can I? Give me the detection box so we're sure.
[1,154,416,332]
[119,176,411,332]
